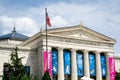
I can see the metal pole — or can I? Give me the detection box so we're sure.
[45,8,48,70]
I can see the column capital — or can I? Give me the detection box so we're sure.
[94,51,102,54]
[43,46,51,51]
[82,49,89,53]
[58,47,64,51]
[104,52,109,56]
[107,52,114,56]
[71,48,77,52]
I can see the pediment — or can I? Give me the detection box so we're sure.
[20,25,116,46]
[48,25,116,42]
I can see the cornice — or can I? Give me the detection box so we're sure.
[0,44,35,51]
[80,26,116,42]
[20,32,43,46]
[47,25,116,42]
[43,33,115,44]
[20,32,115,49]
[113,54,120,59]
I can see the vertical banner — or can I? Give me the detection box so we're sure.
[48,51,52,77]
[89,53,96,76]
[100,54,106,77]
[64,50,71,74]
[109,57,116,80]
[77,53,84,76]
[52,49,58,74]
[43,51,52,77]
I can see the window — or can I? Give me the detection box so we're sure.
[3,63,30,80]
[25,66,30,75]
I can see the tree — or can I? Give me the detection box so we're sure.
[9,47,25,80]
[3,47,37,80]
[42,70,51,80]
[115,72,120,80]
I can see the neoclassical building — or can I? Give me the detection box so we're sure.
[0,23,119,80]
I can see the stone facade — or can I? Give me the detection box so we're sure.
[0,45,37,77]
[0,24,120,80]
[114,55,120,73]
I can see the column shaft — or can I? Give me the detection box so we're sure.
[71,49,77,80]
[58,48,64,80]
[95,52,102,80]
[83,50,90,77]
[106,54,110,80]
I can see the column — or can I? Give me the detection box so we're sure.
[58,48,64,80]
[71,49,77,80]
[105,53,110,80]
[83,50,90,77]
[95,51,102,80]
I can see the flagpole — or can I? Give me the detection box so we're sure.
[45,8,48,70]
[45,8,52,78]
[45,8,48,54]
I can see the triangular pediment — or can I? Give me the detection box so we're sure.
[20,25,116,46]
[48,25,116,42]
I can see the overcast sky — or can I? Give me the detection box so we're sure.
[0,0,120,54]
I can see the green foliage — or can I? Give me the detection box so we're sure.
[42,70,51,80]
[116,72,120,80]
[9,47,26,79]
[2,47,38,80]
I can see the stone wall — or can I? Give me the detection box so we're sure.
[0,46,37,78]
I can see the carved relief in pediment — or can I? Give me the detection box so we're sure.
[69,32,89,39]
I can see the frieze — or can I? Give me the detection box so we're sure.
[48,36,113,48]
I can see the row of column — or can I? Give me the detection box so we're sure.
[57,48,108,80]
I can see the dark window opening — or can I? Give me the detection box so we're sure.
[3,63,30,80]
[52,74,58,80]
[64,74,71,80]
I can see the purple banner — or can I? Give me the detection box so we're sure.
[43,51,52,78]
[109,57,116,80]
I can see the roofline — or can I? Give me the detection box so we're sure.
[45,25,116,42]
[21,24,116,46]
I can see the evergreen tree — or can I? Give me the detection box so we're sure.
[115,72,120,80]
[3,47,37,80]
[9,47,25,80]
[42,70,51,80]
